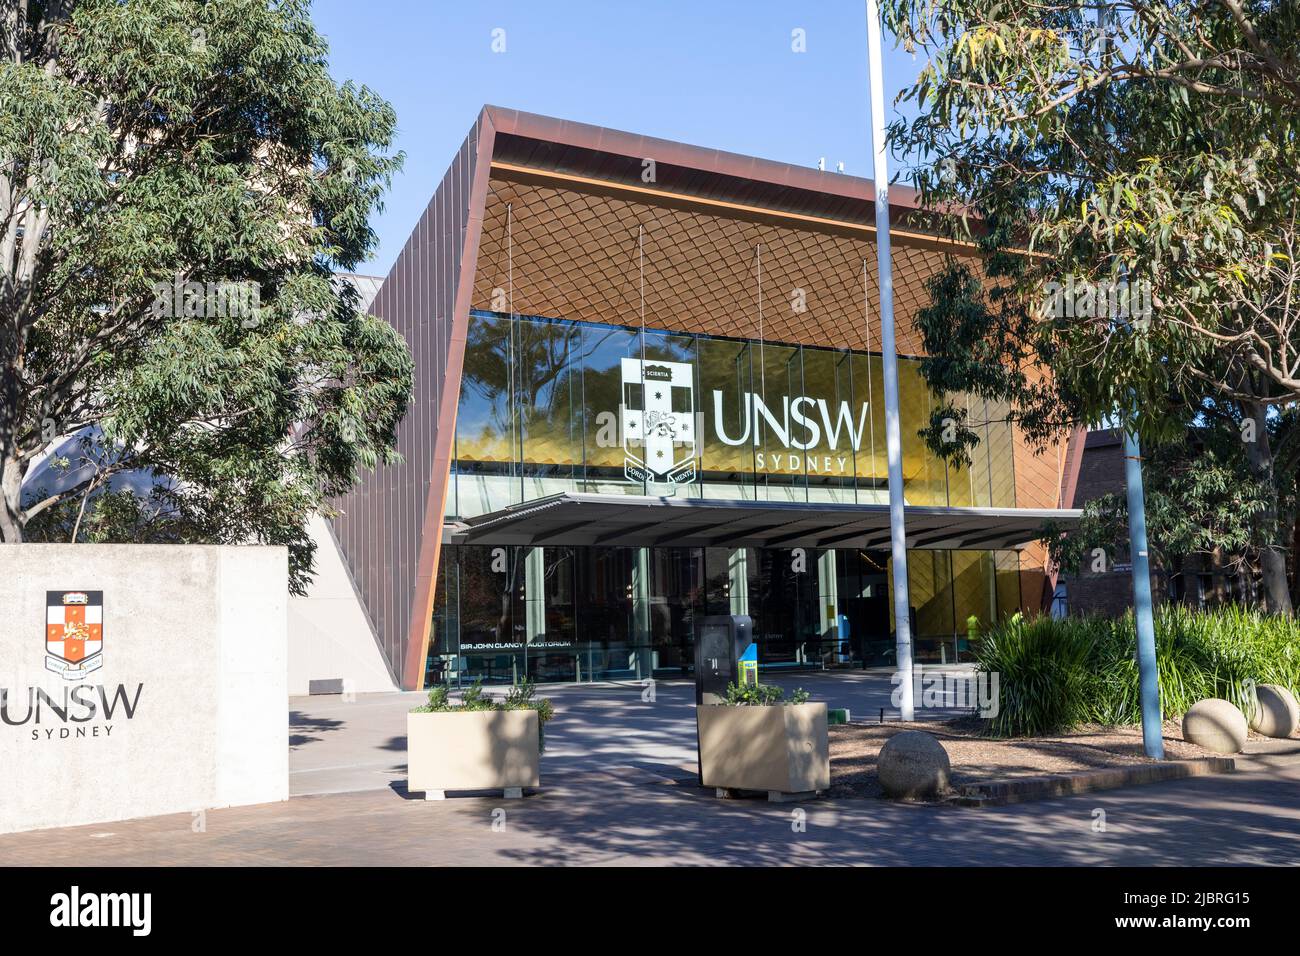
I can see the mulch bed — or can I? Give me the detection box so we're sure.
[829,718,1233,800]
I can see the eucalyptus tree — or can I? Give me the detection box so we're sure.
[883,0,1300,611]
[1044,411,1289,596]
[0,0,413,590]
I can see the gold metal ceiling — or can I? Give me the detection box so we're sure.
[472,176,973,356]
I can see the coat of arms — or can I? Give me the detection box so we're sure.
[46,590,104,680]
[620,357,697,484]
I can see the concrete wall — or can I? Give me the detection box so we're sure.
[0,545,288,834]
[288,516,397,695]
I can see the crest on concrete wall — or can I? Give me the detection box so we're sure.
[46,590,104,680]
[620,357,696,484]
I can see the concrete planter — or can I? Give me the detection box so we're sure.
[697,702,829,798]
[407,709,540,799]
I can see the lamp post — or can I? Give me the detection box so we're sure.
[865,0,914,720]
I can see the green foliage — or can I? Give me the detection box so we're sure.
[1,0,413,592]
[454,681,495,711]
[720,682,811,706]
[975,613,1099,736]
[881,0,1300,610]
[975,607,1300,737]
[1042,418,1282,577]
[503,678,557,750]
[420,684,451,712]
[411,679,556,752]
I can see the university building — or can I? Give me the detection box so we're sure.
[327,106,1084,691]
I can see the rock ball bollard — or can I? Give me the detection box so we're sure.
[1250,684,1300,739]
[878,730,951,799]
[1182,698,1248,754]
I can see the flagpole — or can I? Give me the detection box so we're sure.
[865,0,914,720]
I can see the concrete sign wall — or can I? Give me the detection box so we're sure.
[0,545,288,834]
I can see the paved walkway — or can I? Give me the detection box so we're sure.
[289,670,975,796]
[3,744,1299,865]
[4,672,1300,865]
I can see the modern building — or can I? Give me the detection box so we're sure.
[328,106,1085,691]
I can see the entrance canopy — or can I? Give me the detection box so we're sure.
[445,493,1080,551]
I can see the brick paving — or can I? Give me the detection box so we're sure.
[3,750,1300,865]
[4,676,1300,866]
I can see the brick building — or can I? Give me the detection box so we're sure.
[1059,429,1263,617]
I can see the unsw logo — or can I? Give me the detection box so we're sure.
[45,590,104,679]
[0,589,142,738]
[616,356,875,482]
[621,358,696,484]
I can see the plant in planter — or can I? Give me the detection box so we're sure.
[407,679,555,800]
[697,682,828,800]
[721,681,811,706]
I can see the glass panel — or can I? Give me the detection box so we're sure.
[908,549,956,662]
[577,323,643,494]
[426,546,456,686]
[898,359,947,506]
[986,398,1017,507]
[838,548,892,665]
[752,342,805,501]
[636,330,699,491]
[850,353,886,503]
[995,549,1023,619]
[697,336,755,498]
[752,548,821,667]
[574,546,636,680]
[950,550,996,655]
[518,318,581,483]
[945,394,978,508]
[798,346,859,503]
[457,545,526,684]
[458,313,517,466]
[455,313,520,517]
[646,547,702,677]
[702,547,734,614]
[525,546,578,683]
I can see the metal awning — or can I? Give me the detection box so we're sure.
[443,493,1079,551]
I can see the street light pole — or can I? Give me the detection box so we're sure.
[865,0,914,720]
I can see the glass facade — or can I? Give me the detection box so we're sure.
[453,309,1018,514]
[429,310,1023,686]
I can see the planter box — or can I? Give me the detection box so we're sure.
[697,702,829,796]
[407,709,540,798]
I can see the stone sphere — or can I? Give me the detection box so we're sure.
[1250,684,1299,739]
[1182,698,1248,754]
[878,731,951,799]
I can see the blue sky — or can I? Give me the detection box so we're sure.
[311,0,926,274]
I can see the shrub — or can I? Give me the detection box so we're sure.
[975,613,1095,736]
[719,682,811,705]
[411,678,555,751]
[974,607,1300,737]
